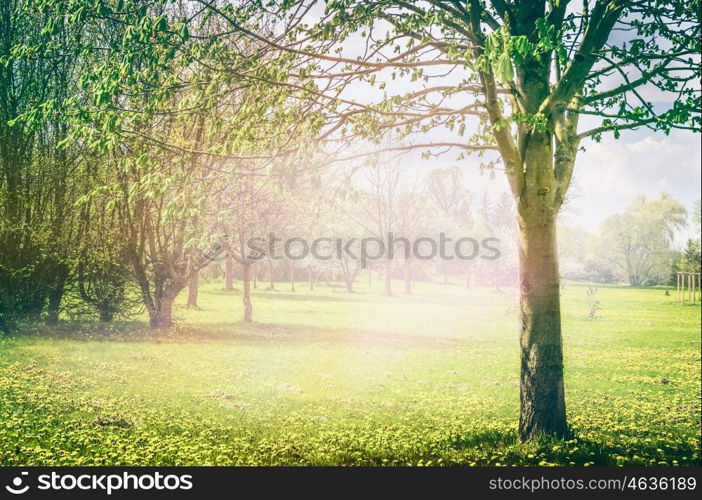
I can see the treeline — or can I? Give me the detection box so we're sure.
[2,1,698,333]
[0,1,519,332]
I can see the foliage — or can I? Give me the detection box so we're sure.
[596,194,686,286]
[675,239,701,274]
[0,0,90,330]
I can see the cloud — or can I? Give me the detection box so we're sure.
[568,130,701,239]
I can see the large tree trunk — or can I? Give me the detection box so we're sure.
[242,262,253,322]
[225,254,234,292]
[404,262,413,295]
[187,270,199,308]
[517,207,567,441]
[149,292,174,330]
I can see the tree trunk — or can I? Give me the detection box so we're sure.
[225,254,234,292]
[518,208,567,441]
[242,262,253,322]
[98,307,114,323]
[289,260,295,292]
[384,259,392,296]
[45,287,64,326]
[0,289,9,333]
[465,266,471,288]
[268,258,275,290]
[309,267,314,291]
[187,270,199,308]
[404,262,413,295]
[149,293,174,329]
[45,267,69,326]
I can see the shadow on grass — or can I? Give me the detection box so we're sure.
[449,429,518,450]
[13,319,469,348]
[251,291,373,303]
[207,288,385,303]
[446,429,701,466]
[566,435,701,466]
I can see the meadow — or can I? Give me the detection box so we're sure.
[0,278,699,466]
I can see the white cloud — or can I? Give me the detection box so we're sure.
[568,130,701,241]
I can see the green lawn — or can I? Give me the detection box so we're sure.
[0,278,699,466]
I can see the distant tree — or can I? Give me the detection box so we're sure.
[598,194,686,286]
[359,154,402,296]
[222,174,282,322]
[677,239,701,273]
[492,192,518,287]
[473,191,517,288]
[395,191,432,293]
[427,167,469,220]
[427,167,474,285]
[558,224,594,281]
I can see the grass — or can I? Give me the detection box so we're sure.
[0,276,699,466]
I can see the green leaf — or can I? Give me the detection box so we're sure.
[496,53,514,84]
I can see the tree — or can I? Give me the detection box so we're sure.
[187,270,199,309]
[109,138,220,329]
[360,153,402,296]
[224,254,236,292]
[395,191,432,293]
[677,239,701,274]
[558,224,594,282]
[427,166,472,285]
[231,0,701,439]
[598,194,686,286]
[427,167,475,286]
[491,191,519,288]
[221,173,284,322]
